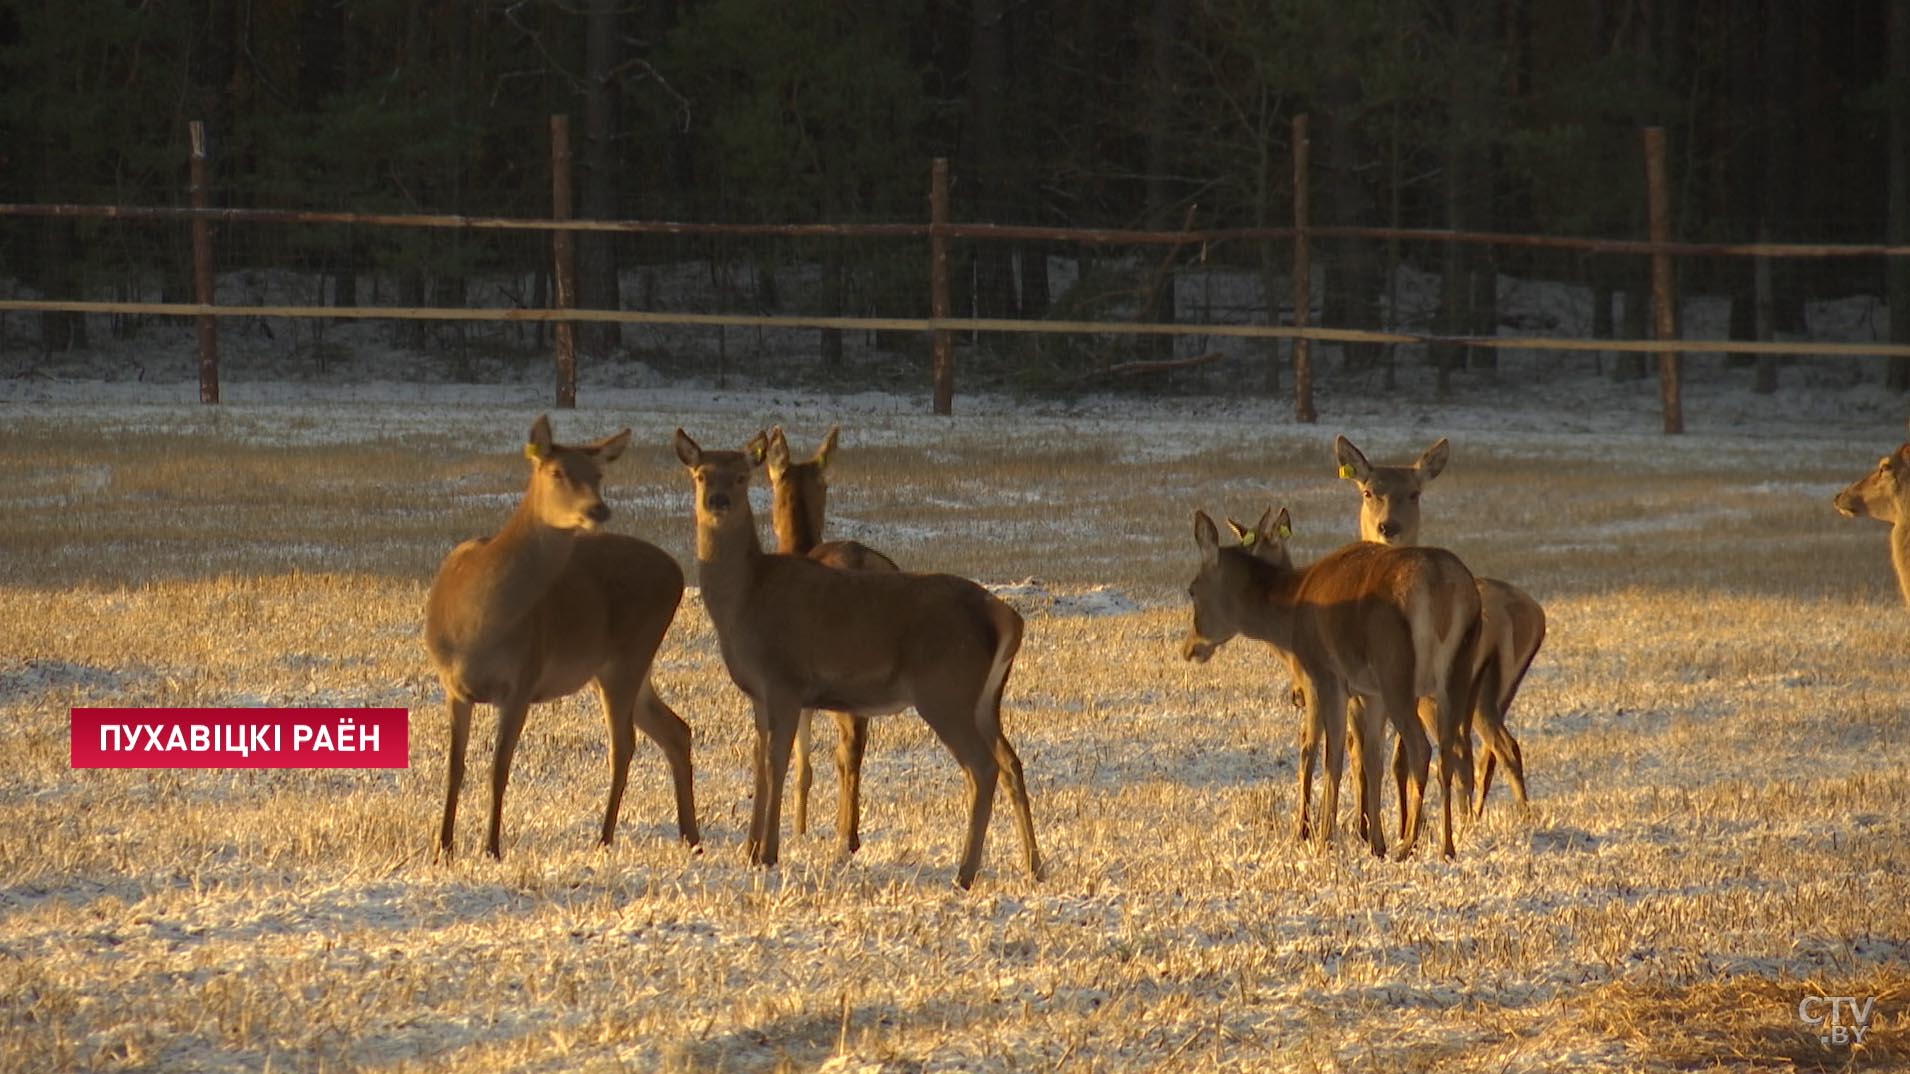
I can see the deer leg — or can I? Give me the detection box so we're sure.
[792,708,815,836]
[919,700,1000,889]
[745,708,770,864]
[1347,698,1369,842]
[634,680,700,847]
[752,696,801,870]
[1389,694,1430,862]
[485,694,534,860]
[1392,732,1410,843]
[595,677,638,849]
[1434,677,1472,860]
[1313,680,1349,855]
[437,695,474,859]
[1353,690,1389,860]
[1294,689,1323,846]
[832,711,866,860]
[991,735,1043,882]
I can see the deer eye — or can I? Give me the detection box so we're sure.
[1409,492,1420,502]
[1362,489,1374,499]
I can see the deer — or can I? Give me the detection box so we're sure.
[673,429,1040,888]
[763,425,901,856]
[1181,506,1483,860]
[424,415,698,860]
[1833,420,1910,607]
[1333,436,1542,819]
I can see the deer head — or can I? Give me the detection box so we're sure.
[1834,441,1910,526]
[1181,506,1291,664]
[522,414,631,532]
[1333,435,1449,546]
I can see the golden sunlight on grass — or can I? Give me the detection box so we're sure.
[0,404,1904,1072]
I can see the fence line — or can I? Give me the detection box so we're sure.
[4,117,1908,424]
[4,200,1907,259]
[7,299,1906,359]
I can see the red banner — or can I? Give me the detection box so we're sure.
[71,708,410,769]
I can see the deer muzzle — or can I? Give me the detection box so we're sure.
[1180,635,1216,663]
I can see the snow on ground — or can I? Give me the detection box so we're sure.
[2,265,1907,1074]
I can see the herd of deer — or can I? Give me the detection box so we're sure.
[422,415,1910,887]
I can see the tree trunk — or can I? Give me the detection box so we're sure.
[1724,0,1759,367]
[1890,0,1910,390]
[1760,0,1807,337]
[577,0,624,358]
[1140,0,1184,359]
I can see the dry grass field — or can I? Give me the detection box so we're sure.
[2,380,1907,1073]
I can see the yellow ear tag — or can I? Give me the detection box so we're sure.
[525,443,546,461]
[1337,463,1356,480]
[1240,531,1257,547]
[1277,523,1293,539]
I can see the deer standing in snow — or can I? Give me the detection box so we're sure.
[1332,436,1541,819]
[1181,506,1482,860]
[425,415,698,859]
[764,425,900,857]
[675,429,1039,888]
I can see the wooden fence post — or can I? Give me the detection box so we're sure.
[930,157,954,415]
[551,114,578,409]
[1644,126,1683,434]
[1291,114,1316,424]
[189,121,219,405]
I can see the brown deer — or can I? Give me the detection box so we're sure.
[1181,506,1482,860]
[674,429,1040,888]
[1833,422,1910,607]
[1333,436,1541,817]
[764,425,900,856]
[424,415,698,860]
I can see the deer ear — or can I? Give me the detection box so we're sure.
[1226,518,1254,545]
[1417,438,1451,480]
[745,431,771,468]
[1274,507,1293,539]
[1252,506,1278,542]
[672,429,701,468]
[1333,435,1371,482]
[592,428,631,463]
[764,428,791,477]
[816,425,841,470]
[527,415,554,459]
[1194,510,1221,565]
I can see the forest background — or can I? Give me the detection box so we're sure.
[3,0,1909,396]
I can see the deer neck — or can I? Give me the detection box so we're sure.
[771,481,824,556]
[459,500,578,623]
[1892,518,1910,606]
[694,499,767,624]
[1230,550,1304,652]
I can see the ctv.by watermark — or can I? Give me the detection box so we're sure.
[1798,995,1877,1047]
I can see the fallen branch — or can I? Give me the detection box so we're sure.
[1072,351,1223,385]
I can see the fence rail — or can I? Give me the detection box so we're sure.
[3,117,1907,428]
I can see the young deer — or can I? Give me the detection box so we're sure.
[1834,423,1910,607]
[1333,436,1542,816]
[424,416,698,859]
[1181,507,1482,860]
[674,429,1040,888]
[764,425,900,855]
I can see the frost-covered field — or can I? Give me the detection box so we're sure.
[2,320,1909,1072]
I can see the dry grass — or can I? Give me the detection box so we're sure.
[2,399,1907,1072]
